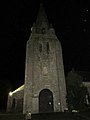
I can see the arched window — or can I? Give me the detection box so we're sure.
[42,28,45,34]
[12,98,16,108]
[47,42,49,53]
[39,43,42,52]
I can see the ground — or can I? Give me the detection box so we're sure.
[0,111,90,120]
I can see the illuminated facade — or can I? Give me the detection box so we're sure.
[7,4,67,114]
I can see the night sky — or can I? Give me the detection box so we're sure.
[0,0,90,109]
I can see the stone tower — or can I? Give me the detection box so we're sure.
[23,4,67,114]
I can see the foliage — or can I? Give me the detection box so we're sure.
[66,70,89,111]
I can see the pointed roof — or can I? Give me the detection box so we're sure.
[35,3,49,29]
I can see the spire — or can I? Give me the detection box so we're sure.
[35,3,49,33]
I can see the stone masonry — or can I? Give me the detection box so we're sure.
[23,4,67,114]
[7,3,67,114]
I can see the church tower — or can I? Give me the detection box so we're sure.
[23,4,67,114]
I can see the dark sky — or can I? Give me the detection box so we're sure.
[0,0,90,109]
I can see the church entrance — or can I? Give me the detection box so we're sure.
[39,89,54,113]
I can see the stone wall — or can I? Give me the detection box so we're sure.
[7,89,24,113]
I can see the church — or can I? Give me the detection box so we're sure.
[7,4,67,114]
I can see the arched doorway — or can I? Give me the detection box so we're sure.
[39,89,54,113]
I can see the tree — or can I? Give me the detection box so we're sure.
[66,69,89,111]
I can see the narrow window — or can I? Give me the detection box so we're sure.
[39,43,42,52]
[42,28,45,34]
[47,42,49,53]
[12,98,16,108]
